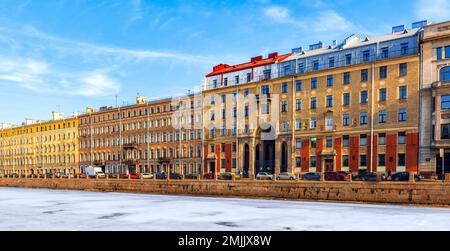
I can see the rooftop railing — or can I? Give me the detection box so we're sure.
[203,46,418,91]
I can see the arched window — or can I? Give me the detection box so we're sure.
[441,66,450,82]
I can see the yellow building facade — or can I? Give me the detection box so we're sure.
[0,113,79,176]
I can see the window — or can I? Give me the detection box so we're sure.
[342,155,349,167]
[327,75,334,87]
[244,88,249,97]
[261,85,270,95]
[247,73,252,82]
[282,82,288,93]
[398,132,406,144]
[296,80,302,91]
[378,154,386,167]
[244,106,249,117]
[263,69,271,80]
[398,109,407,122]
[363,50,370,62]
[343,114,350,126]
[401,43,409,55]
[224,77,228,86]
[379,66,387,79]
[399,63,407,76]
[381,47,389,58]
[261,103,270,115]
[379,133,386,145]
[298,63,305,73]
[296,139,302,149]
[311,78,317,89]
[329,57,335,68]
[343,93,350,106]
[446,46,450,59]
[398,154,406,167]
[440,67,450,81]
[281,101,288,112]
[360,112,368,125]
[310,97,317,109]
[361,91,368,104]
[311,138,317,148]
[441,124,450,139]
[437,47,442,60]
[379,88,387,102]
[296,157,301,168]
[343,72,350,84]
[399,86,407,99]
[379,110,387,123]
[345,54,352,65]
[326,136,333,148]
[295,119,302,131]
[343,135,349,148]
[310,118,317,129]
[360,134,367,146]
[313,60,319,71]
[310,156,317,168]
[361,69,368,82]
[326,95,333,107]
[296,99,302,111]
[360,155,367,167]
[442,95,450,109]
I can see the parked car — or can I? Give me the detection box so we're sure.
[108,173,118,179]
[203,172,214,179]
[256,172,274,180]
[277,172,296,181]
[129,173,141,179]
[301,172,321,181]
[352,172,378,182]
[324,171,349,181]
[391,172,424,182]
[155,172,167,179]
[61,173,75,179]
[185,173,198,180]
[44,173,53,178]
[218,173,238,180]
[170,173,183,180]
[26,174,37,179]
[119,173,129,179]
[336,171,351,181]
[141,173,154,179]
[77,173,87,179]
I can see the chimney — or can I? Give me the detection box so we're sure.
[412,20,428,29]
[268,52,278,59]
[291,47,303,54]
[136,95,147,105]
[85,107,95,114]
[251,56,263,63]
[52,112,64,121]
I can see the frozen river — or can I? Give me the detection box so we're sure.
[1,187,450,230]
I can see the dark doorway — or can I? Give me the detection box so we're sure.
[325,159,334,172]
[281,142,288,173]
[244,144,250,177]
[436,153,450,179]
[263,140,275,174]
[209,161,216,173]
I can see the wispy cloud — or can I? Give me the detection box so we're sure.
[415,0,450,22]
[127,0,144,26]
[263,6,292,23]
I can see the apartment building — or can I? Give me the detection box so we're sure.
[203,21,426,177]
[78,95,203,175]
[0,113,79,176]
[419,20,450,178]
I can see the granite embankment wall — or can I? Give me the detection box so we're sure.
[1,178,450,206]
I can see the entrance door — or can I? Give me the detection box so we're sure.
[325,160,334,172]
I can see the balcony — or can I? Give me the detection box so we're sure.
[157,157,171,164]
[123,159,138,165]
[123,142,137,149]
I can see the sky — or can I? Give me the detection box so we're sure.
[0,0,449,124]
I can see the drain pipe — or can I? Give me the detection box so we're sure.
[370,63,375,173]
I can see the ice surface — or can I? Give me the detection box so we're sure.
[0,187,449,230]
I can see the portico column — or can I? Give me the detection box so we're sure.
[275,140,281,176]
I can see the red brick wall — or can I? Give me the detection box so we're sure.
[316,138,323,172]
[406,132,419,173]
[225,143,232,172]
[386,134,397,172]
[301,139,310,172]
[334,137,342,171]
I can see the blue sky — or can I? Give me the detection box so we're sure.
[0,0,449,124]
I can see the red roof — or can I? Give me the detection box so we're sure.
[206,52,292,77]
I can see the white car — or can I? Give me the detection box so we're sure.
[256,172,274,180]
[141,173,154,179]
[277,172,296,181]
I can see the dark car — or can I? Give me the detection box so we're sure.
[203,172,214,179]
[155,172,167,179]
[391,172,424,182]
[352,172,378,182]
[185,173,198,180]
[108,173,118,179]
[219,173,234,180]
[301,172,321,181]
[324,171,349,181]
[170,173,182,180]
[119,173,129,179]
[44,173,53,178]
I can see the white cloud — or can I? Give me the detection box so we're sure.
[312,10,354,32]
[127,0,144,26]
[415,0,450,21]
[263,6,292,23]
[76,72,120,97]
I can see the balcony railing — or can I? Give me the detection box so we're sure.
[203,46,418,91]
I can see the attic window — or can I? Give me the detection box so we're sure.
[364,37,369,42]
